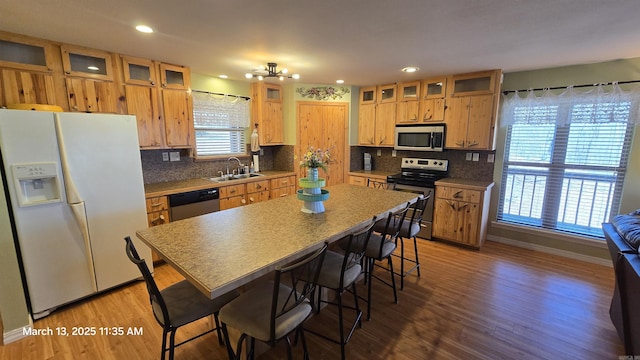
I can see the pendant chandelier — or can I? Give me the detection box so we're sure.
[245,62,300,81]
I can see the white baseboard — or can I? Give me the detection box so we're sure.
[487,234,612,267]
[3,324,31,345]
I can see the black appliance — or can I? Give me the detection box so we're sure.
[386,158,449,239]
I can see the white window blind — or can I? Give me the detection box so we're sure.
[498,84,639,238]
[192,91,250,157]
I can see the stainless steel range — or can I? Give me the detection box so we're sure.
[386,157,449,239]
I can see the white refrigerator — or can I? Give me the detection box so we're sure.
[0,109,152,319]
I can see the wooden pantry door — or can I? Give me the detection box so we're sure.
[297,102,348,186]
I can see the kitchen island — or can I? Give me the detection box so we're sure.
[136,183,417,299]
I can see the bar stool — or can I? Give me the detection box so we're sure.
[306,217,376,360]
[364,203,410,320]
[124,237,239,360]
[394,194,430,289]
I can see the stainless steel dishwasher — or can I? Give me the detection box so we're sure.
[169,188,220,221]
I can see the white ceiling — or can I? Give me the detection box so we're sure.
[3,0,640,86]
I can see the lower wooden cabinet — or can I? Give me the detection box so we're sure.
[220,183,246,210]
[270,175,296,199]
[247,179,271,205]
[348,174,388,188]
[432,180,493,248]
[145,195,169,262]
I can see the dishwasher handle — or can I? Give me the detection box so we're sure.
[169,188,219,207]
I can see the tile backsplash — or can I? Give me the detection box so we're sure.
[140,146,295,184]
[350,146,495,181]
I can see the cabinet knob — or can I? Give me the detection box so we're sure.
[453,191,463,199]
[150,202,162,207]
[249,197,254,203]
[241,198,246,204]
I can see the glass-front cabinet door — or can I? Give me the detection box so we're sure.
[0,35,53,72]
[60,45,113,81]
[359,86,377,105]
[159,63,190,90]
[378,84,397,103]
[399,81,420,101]
[122,56,157,86]
[449,70,497,97]
[422,77,447,99]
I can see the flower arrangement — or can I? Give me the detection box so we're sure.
[300,146,331,171]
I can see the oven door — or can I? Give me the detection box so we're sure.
[393,183,434,239]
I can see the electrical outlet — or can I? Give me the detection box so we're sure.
[466,152,472,161]
[392,150,397,157]
[259,148,264,155]
[472,153,479,162]
[487,154,495,163]
[169,151,180,162]
[377,149,382,156]
[162,152,169,161]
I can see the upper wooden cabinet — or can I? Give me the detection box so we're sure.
[122,56,157,86]
[159,63,190,90]
[423,77,447,99]
[377,84,397,103]
[396,81,421,124]
[162,89,193,148]
[0,32,67,109]
[61,44,114,81]
[359,85,377,105]
[449,70,499,97]
[358,85,396,146]
[65,77,121,113]
[398,81,420,101]
[251,82,284,146]
[444,70,501,150]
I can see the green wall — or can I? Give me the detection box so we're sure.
[488,58,640,261]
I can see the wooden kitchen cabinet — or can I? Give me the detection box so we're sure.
[444,70,501,150]
[396,81,420,124]
[270,175,296,198]
[220,184,247,210]
[145,195,169,263]
[65,77,122,113]
[251,82,284,145]
[122,56,192,149]
[60,44,114,81]
[159,63,190,90]
[349,174,388,187]
[377,84,396,103]
[358,86,396,147]
[359,85,377,105]
[417,77,447,123]
[246,180,271,205]
[0,32,67,109]
[161,89,193,148]
[432,181,493,249]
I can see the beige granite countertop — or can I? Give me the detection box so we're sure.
[136,183,417,299]
[144,170,296,197]
[435,178,495,191]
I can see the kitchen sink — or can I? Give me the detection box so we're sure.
[204,173,264,182]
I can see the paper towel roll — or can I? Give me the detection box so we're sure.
[253,154,260,172]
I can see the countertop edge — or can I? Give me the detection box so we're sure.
[435,178,495,191]
[145,171,297,198]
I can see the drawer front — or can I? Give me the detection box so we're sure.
[271,176,295,189]
[247,190,270,204]
[349,176,366,186]
[220,195,246,210]
[436,186,480,203]
[147,210,169,227]
[271,185,295,198]
[246,180,270,193]
[146,196,168,212]
[220,184,246,198]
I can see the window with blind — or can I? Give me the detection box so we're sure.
[498,84,637,238]
[192,91,250,157]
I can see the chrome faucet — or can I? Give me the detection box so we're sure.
[227,157,242,177]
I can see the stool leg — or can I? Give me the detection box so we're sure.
[413,236,421,277]
[387,256,398,304]
[400,237,405,290]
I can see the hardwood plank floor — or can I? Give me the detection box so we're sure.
[0,239,624,359]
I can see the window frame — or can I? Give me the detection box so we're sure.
[497,99,634,239]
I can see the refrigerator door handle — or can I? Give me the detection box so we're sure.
[69,201,98,292]
[54,113,82,204]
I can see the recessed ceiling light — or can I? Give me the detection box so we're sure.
[219,75,228,79]
[401,66,420,73]
[135,25,154,33]
[336,80,344,84]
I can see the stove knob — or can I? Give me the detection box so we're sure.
[438,162,443,166]
[409,160,414,163]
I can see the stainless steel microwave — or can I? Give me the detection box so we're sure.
[394,124,445,151]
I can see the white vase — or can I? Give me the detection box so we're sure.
[307,167,319,181]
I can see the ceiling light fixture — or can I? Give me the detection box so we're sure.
[219,75,228,79]
[135,25,154,33]
[401,66,420,73]
[245,62,300,81]
[336,79,344,84]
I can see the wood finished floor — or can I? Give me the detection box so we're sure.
[0,239,624,359]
